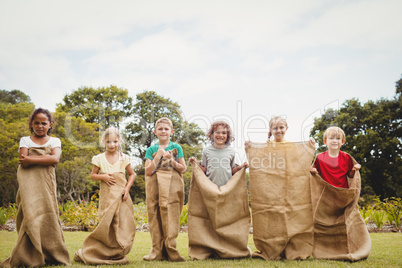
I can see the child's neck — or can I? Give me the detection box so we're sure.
[327,149,340,158]
[158,140,170,149]
[213,143,226,149]
[31,134,50,145]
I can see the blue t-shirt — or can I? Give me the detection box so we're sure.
[145,141,184,160]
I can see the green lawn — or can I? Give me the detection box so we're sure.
[1,231,401,267]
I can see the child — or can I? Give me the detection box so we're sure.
[74,127,136,264]
[190,121,248,187]
[143,117,186,262]
[244,116,289,147]
[1,108,70,267]
[310,126,361,188]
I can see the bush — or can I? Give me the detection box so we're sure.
[180,203,188,226]
[382,197,402,227]
[59,194,99,231]
[133,202,148,225]
[0,204,17,226]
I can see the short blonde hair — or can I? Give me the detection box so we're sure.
[268,116,288,139]
[323,126,346,142]
[155,117,173,128]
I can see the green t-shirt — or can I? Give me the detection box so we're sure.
[145,141,184,160]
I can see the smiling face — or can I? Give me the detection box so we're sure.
[270,122,288,142]
[154,122,174,143]
[324,135,345,151]
[213,125,228,147]
[30,113,52,138]
[103,133,121,154]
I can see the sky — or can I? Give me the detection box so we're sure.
[1,0,401,157]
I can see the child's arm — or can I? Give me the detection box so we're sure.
[189,157,207,173]
[122,164,135,202]
[348,164,361,178]
[90,165,116,186]
[144,148,165,176]
[19,147,61,168]
[232,162,249,174]
[171,156,187,174]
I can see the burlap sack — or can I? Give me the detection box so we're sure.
[188,163,251,260]
[310,156,371,261]
[74,172,136,264]
[143,151,186,262]
[246,141,315,260]
[1,146,70,267]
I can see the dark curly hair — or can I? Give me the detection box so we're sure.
[206,121,235,145]
[28,108,54,135]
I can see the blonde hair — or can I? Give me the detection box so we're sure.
[323,126,346,142]
[155,117,173,128]
[102,126,122,141]
[268,116,288,141]
[206,121,235,145]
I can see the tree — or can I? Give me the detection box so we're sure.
[124,91,205,202]
[0,89,31,104]
[53,111,102,203]
[310,77,401,198]
[56,85,134,130]
[0,102,34,206]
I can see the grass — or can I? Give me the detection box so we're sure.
[0,231,401,267]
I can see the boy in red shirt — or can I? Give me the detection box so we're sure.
[310,127,361,188]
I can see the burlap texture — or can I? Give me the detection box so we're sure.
[246,141,315,260]
[74,172,136,264]
[143,152,186,262]
[188,164,251,260]
[1,146,70,267]
[310,156,371,261]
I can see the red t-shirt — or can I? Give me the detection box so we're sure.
[314,150,353,188]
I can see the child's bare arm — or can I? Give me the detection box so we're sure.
[19,147,61,168]
[122,164,135,201]
[348,163,361,178]
[189,157,207,173]
[172,156,187,174]
[232,162,249,174]
[90,165,116,186]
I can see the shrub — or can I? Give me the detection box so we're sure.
[0,207,11,225]
[133,202,148,225]
[382,197,402,227]
[59,194,99,231]
[371,210,386,228]
[359,205,374,224]
[180,203,188,226]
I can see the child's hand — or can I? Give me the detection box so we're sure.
[309,139,316,145]
[122,187,130,201]
[103,173,116,186]
[352,164,361,171]
[188,157,197,164]
[163,150,173,160]
[19,154,31,168]
[244,141,250,147]
[310,167,318,175]
[241,162,249,169]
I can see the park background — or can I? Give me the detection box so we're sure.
[0,0,401,266]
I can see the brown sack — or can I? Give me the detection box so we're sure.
[188,164,251,260]
[74,172,136,264]
[143,153,186,262]
[1,147,70,267]
[246,141,315,260]
[310,156,371,261]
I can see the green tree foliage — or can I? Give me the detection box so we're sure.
[53,112,102,203]
[0,100,34,206]
[56,85,134,130]
[0,89,31,104]
[310,76,402,198]
[124,91,205,202]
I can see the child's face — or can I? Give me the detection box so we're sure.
[31,113,52,138]
[213,125,228,146]
[271,122,288,141]
[154,123,174,143]
[103,133,121,153]
[324,135,345,151]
